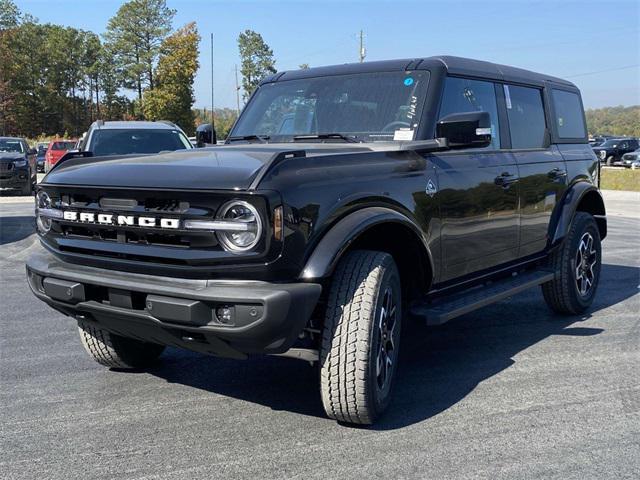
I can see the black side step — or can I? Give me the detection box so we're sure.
[411,269,555,326]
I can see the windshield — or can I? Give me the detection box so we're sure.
[600,139,620,147]
[231,71,430,142]
[90,129,192,156]
[0,139,24,153]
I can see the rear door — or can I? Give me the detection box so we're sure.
[432,76,520,282]
[503,84,567,257]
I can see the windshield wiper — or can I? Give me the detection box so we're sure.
[292,133,362,143]
[227,134,270,143]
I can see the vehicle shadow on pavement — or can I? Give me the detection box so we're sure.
[147,263,638,430]
[0,216,35,245]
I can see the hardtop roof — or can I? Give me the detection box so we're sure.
[265,55,577,89]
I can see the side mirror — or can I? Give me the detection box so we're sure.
[436,111,492,149]
[196,123,217,147]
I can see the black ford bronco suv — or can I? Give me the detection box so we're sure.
[27,56,606,425]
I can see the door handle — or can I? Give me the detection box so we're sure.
[494,172,519,188]
[548,168,567,180]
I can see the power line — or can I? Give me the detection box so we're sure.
[565,64,639,78]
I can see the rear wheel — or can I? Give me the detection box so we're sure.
[320,250,401,425]
[77,320,165,369]
[542,212,601,314]
[606,155,615,166]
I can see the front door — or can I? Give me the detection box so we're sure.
[433,151,520,282]
[432,76,519,283]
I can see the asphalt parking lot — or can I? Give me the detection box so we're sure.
[1,191,638,480]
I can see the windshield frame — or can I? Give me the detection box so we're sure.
[230,70,431,143]
[0,139,25,153]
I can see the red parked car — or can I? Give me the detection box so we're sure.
[44,140,77,172]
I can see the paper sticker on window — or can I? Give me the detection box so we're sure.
[504,85,512,109]
[394,128,415,141]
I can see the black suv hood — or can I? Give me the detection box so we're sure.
[42,147,281,190]
[41,144,375,190]
[0,153,26,162]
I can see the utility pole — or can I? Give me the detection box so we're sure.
[234,64,241,116]
[359,29,366,63]
[210,33,216,134]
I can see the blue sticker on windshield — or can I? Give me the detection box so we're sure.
[404,77,414,86]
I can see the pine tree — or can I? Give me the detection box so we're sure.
[237,30,277,101]
[143,22,200,134]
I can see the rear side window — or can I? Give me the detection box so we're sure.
[504,85,546,149]
[439,77,500,149]
[552,89,586,138]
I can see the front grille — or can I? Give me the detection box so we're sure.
[0,162,14,172]
[40,186,273,267]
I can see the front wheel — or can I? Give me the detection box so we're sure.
[320,250,402,425]
[78,320,165,369]
[542,212,602,314]
[20,177,33,196]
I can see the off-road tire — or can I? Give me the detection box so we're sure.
[606,155,614,166]
[320,250,402,425]
[542,212,601,315]
[77,320,165,369]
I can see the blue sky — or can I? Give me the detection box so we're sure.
[15,0,640,110]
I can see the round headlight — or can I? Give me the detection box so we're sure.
[36,191,52,233]
[216,200,262,252]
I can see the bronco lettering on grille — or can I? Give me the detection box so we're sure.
[62,211,180,229]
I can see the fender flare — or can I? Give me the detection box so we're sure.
[550,181,606,246]
[299,207,434,280]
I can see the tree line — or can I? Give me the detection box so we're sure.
[585,106,640,138]
[5,0,634,142]
[1,0,198,138]
[0,0,282,140]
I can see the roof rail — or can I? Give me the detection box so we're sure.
[158,120,177,127]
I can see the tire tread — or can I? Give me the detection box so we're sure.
[320,250,396,425]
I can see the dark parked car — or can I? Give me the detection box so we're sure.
[28,56,606,425]
[621,148,640,168]
[588,135,611,147]
[77,120,193,157]
[593,138,639,165]
[0,137,37,195]
[36,142,48,172]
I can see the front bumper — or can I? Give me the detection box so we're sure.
[0,167,29,188]
[26,252,322,359]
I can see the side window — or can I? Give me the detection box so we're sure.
[551,89,586,138]
[439,77,500,149]
[504,85,546,149]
